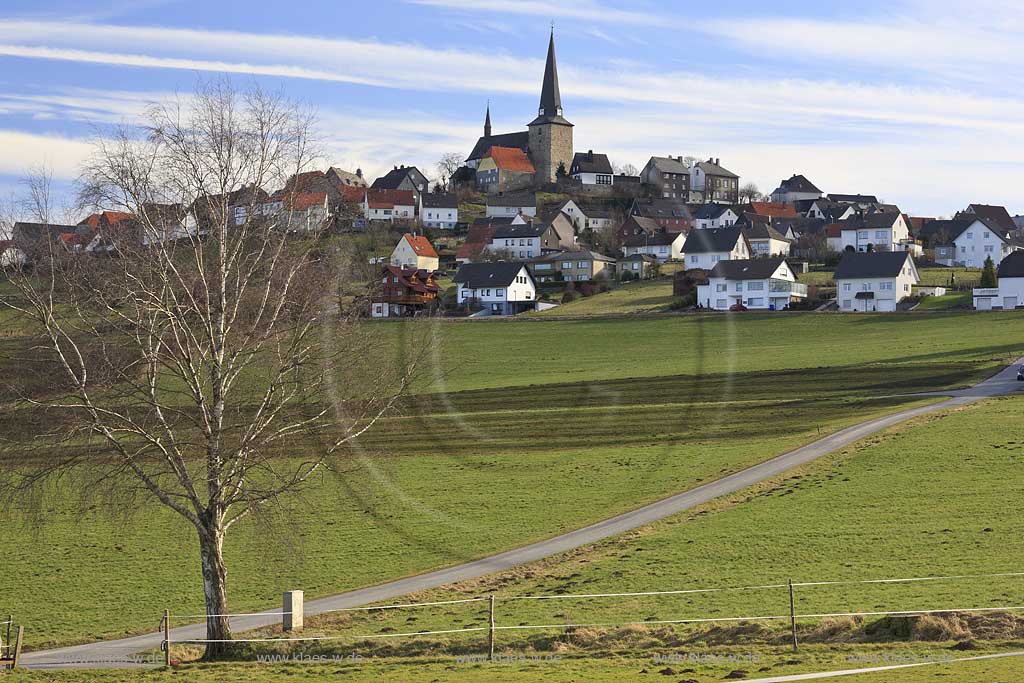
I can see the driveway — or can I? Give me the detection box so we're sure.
[21,359,1024,670]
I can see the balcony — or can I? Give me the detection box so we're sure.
[769,279,808,296]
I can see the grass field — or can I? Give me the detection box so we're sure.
[2,308,1023,650]
[264,395,1024,655]
[527,278,674,317]
[914,292,973,310]
[8,645,1024,681]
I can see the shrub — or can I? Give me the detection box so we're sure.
[561,290,580,304]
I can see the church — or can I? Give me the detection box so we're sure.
[464,31,574,186]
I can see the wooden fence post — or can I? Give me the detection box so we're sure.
[789,579,799,652]
[163,609,171,667]
[488,595,495,661]
[11,626,23,670]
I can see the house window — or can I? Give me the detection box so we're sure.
[578,261,588,268]
[985,245,994,252]
[565,275,573,281]
[562,262,572,269]
[748,281,764,291]
[712,255,721,263]
[966,232,973,239]
[842,299,852,309]
[596,174,612,185]
[716,284,727,292]
[736,282,744,292]
[690,255,698,264]
[496,289,504,297]
[748,298,764,307]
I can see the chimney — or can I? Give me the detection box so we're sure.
[356,168,363,178]
[588,149,594,161]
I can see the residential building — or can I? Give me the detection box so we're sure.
[484,216,572,260]
[834,251,919,312]
[486,192,537,218]
[827,194,880,208]
[326,167,368,188]
[691,158,739,204]
[476,146,536,194]
[420,194,460,229]
[957,204,1017,233]
[618,214,663,242]
[529,249,616,283]
[697,257,807,311]
[454,262,537,316]
[364,189,416,222]
[570,150,613,185]
[973,250,1024,310]
[682,226,751,270]
[639,156,691,199]
[371,165,430,200]
[805,199,856,222]
[565,201,615,233]
[693,204,739,230]
[622,231,685,262]
[745,202,798,219]
[833,212,911,252]
[629,197,693,232]
[617,253,658,280]
[929,217,1023,268]
[769,175,823,204]
[371,265,441,318]
[744,222,793,257]
[390,233,440,271]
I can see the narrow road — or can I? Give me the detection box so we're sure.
[22,359,1024,670]
[746,649,1024,682]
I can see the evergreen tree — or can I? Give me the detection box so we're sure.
[981,256,998,288]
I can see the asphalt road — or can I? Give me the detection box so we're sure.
[21,359,1024,670]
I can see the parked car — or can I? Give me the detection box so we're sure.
[729,303,748,312]
[1017,366,1023,381]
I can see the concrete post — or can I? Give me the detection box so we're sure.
[283,590,304,632]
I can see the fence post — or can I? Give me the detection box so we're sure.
[488,595,495,662]
[11,626,22,670]
[5,614,10,654]
[788,579,798,652]
[283,590,304,632]
[163,609,171,667]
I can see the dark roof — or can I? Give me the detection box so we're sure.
[775,174,821,195]
[421,193,459,209]
[743,223,790,242]
[997,250,1024,278]
[682,226,744,254]
[917,218,973,243]
[619,252,658,262]
[535,248,615,263]
[836,212,903,230]
[622,215,663,236]
[833,251,914,279]
[493,223,546,239]
[454,261,531,288]
[12,221,81,242]
[786,217,827,236]
[623,231,682,247]
[467,131,530,162]
[828,193,879,204]
[570,151,613,175]
[709,257,791,281]
[810,199,853,222]
[472,216,518,229]
[646,156,691,175]
[695,159,738,179]
[632,198,692,220]
[573,202,613,219]
[372,166,427,191]
[961,204,1017,232]
[487,192,536,208]
[528,31,572,127]
[693,204,734,220]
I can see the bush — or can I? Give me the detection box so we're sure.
[621,271,636,282]
[561,290,580,304]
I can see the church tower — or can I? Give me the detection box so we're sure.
[484,102,492,138]
[528,30,573,184]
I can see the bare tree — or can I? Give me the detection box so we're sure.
[613,162,639,177]
[739,182,763,203]
[435,152,462,192]
[3,81,417,658]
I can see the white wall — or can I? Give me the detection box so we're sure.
[837,265,918,312]
[684,239,749,270]
[485,236,541,259]
[423,206,458,229]
[974,278,1024,309]
[952,221,1018,268]
[486,205,537,218]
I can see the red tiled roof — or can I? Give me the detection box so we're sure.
[381,265,440,295]
[456,225,496,260]
[825,224,842,238]
[486,146,535,174]
[748,202,798,219]
[403,233,438,258]
[340,186,366,203]
[288,192,328,211]
[80,211,133,230]
[367,189,415,209]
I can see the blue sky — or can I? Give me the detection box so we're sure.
[1,0,1022,218]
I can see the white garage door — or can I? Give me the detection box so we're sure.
[977,298,993,311]
[877,299,896,312]
[1004,297,1018,310]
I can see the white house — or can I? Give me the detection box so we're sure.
[682,226,751,271]
[697,257,807,311]
[946,218,1022,269]
[570,150,614,186]
[693,204,739,230]
[420,194,459,229]
[622,231,685,262]
[769,175,823,204]
[835,212,911,253]
[744,223,792,257]
[364,189,416,222]
[973,250,1024,310]
[834,251,919,312]
[486,192,537,219]
[806,200,855,223]
[453,262,537,316]
[558,200,614,233]
[390,233,439,271]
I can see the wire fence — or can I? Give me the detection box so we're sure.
[162,570,1024,662]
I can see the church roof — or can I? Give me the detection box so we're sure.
[467,131,529,163]
[486,146,535,173]
[528,31,572,127]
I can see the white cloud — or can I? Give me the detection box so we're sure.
[0,130,94,179]
[407,0,669,27]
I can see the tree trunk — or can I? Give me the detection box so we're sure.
[198,523,231,659]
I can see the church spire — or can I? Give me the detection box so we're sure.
[538,28,563,119]
[484,100,492,138]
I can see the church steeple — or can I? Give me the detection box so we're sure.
[529,29,572,126]
[484,101,492,138]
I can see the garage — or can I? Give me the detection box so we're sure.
[1004,297,1018,310]
[877,299,896,312]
